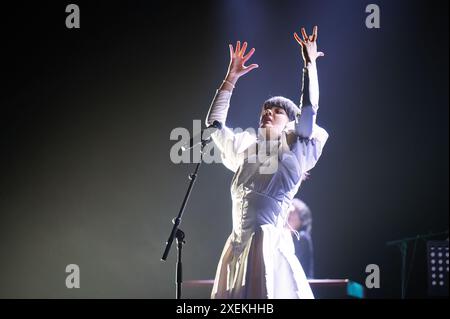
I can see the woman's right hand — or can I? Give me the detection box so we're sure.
[225,41,259,85]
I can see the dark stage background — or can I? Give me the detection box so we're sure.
[0,0,448,298]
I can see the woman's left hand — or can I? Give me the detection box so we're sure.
[294,26,325,65]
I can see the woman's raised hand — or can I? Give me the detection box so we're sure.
[226,41,259,82]
[294,26,325,65]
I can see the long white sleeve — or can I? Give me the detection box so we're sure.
[295,63,320,139]
[205,89,255,172]
[205,89,232,127]
[291,62,329,173]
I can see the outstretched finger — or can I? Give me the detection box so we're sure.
[243,63,259,74]
[240,42,248,56]
[293,32,304,46]
[312,25,318,42]
[229,44,234,58]
[242,47,255,62]
[301,28,309,42]
[236,41,241,54]
[317,51,325,57]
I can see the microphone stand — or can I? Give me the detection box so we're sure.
[161,124,218,299]
[386,230,448,299]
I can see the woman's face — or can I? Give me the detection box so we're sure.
[259,106,290,140]
[259,106,290,133]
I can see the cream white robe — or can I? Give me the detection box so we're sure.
[206,65,328,299]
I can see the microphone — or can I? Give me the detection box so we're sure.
[181,120,222,151]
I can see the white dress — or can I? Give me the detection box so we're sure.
[206,64,329,299]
